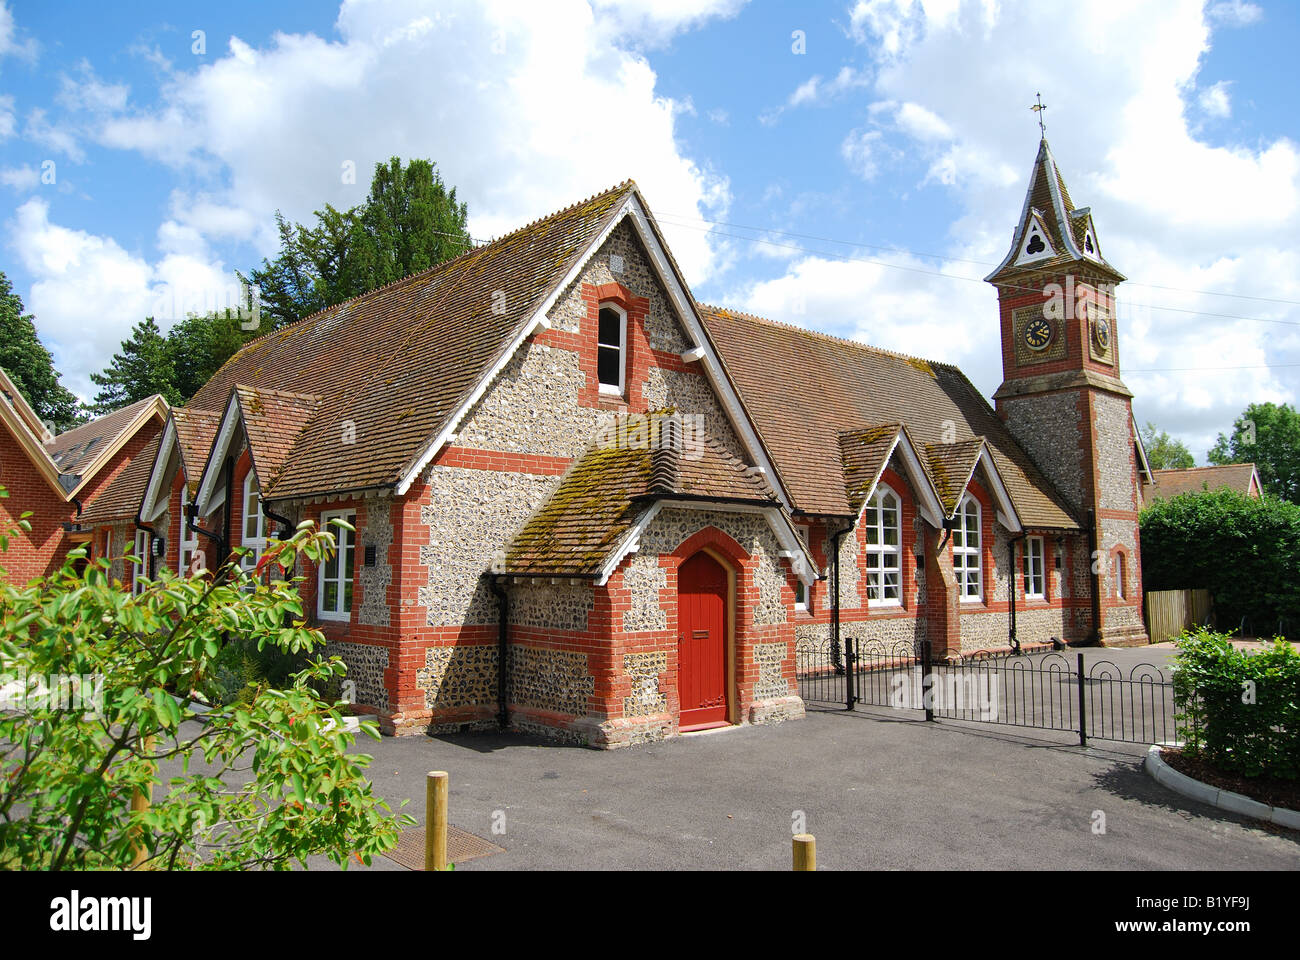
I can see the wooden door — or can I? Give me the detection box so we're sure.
[678,551,729,729]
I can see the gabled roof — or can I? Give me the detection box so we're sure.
[503,415,775,578]
[985,138,1124,285]
[79,432,163,525]
[698,306,1077,529]
[924,437,987,516]
[838,423,946,526]
[187,182,640,502]
[138,406,221,523]
[0,372,167,502]
[0,366,65,497]
[172,407,222,489]
[1143,463,1262,503]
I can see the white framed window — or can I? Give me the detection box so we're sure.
[240,472,267,570]
[179,486,200,576]
[317,509,356,621]
[132,529,150,595]
[1023,536,1045,599]
[597,303,626,395]
[794,579,809,611]
[953,494,982,602]
[1115,553,1127,600]
[864,485,902,605]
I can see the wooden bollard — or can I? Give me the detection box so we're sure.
[424,771,449,871]
[793,833,816,871]
[130,735,156,869]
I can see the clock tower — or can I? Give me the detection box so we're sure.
[987,138,1149,645]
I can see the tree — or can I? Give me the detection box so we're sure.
[1208,402,1300,502]
[246,157,471,329]
[1139,421,1194,470]
[0,487,411,870]
[165,310,263,404]
[0,270,85,432]
[89,317,182,414]
[1140,488,1300,636]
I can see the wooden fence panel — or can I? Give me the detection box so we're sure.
[1145,588,1212,642]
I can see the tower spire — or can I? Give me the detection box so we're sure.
[1031,93,1047,138]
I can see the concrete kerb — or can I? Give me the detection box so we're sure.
[1144,743,1300,830]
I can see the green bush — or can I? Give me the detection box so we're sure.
[1140,488,1300,634]
[0,488,412,869]
[1172,628,1300,780]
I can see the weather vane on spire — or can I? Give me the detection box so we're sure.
[1031,93,1047,138]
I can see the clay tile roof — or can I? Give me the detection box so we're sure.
[171,407,221,491]
[698,306,1079,529]
[504,416,773,576]
[45,396,160,477]
[79,431,163,525]
[924,438,985,516]
[838,424,901,515]
[1143,463,1260,503]
[234,386,323,491]
[188,182,637,501]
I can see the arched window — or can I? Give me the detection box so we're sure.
[1115,552,1127,600]
[864,485,902,605]
[597,303,626,395]
[953,494,982,601]
[241,472,266,570]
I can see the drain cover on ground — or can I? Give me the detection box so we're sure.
[382,825,505,869]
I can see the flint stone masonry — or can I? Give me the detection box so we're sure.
[1093,393,1137,511]
[1002,392,1085,514]
[418,466,558,626]
[457,341,607,458]
[325,640,390,711]
[419,644,498,711]
[358,497,392,627]
[638,507,788,626]
[509,646,595,717]
[623,651,668,717]
[511,579,594,632]
[622,554,668,632]
[990,523,1010,602]
[547,220,690,357]
[838,527,862,610]
[846,618,925,656]
[642,366,746,463]
[752,642,790,702]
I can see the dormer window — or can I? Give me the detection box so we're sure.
[597,304,626,395]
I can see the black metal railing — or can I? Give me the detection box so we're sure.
[798,636,1179,746]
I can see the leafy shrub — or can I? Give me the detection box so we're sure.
[1140,489,1300,634]
[0,489,412,869]
[1172,627,1300,780]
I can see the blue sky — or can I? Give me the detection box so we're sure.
[2,0,1297,460]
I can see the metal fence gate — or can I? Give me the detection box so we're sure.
[796,637,1178,746]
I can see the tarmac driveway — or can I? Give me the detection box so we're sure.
[316,704,1300,871]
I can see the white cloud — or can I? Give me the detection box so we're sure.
[767,65,872,123]
[1206,1,1263,27]
[9,198,241,401]
[0,93,14,139]
[24,108,83,162]
[1198,80,1231,118]
[0,1,38,62]
[841,128,884,180]
[590,0,748,46]
[754,0,1300,459]
[0,165,38,191]
[88,0,730,284]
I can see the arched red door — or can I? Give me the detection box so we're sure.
[678,551,729,729]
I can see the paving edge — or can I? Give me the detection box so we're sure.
[1144,744,1300,830]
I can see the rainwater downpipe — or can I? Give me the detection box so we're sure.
[831,523,852,699]
[1007,532,1026,655]
[489,573,509,729]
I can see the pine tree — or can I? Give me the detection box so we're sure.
[0,270,85,432]
[89,317,181,415]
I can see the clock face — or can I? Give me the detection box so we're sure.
[1024,317,1053,352]
[1093,316,1111,350]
